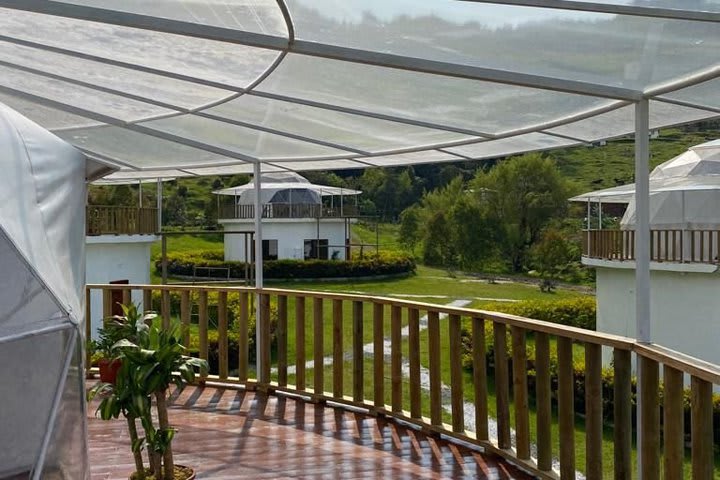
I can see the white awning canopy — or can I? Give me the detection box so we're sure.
[0,1,716,179]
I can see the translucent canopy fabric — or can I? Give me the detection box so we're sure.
[0,1,718,179]
[0,104,94,479]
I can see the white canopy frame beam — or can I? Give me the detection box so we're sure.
[253,162,265,382]
[456,0,720,23]
[0,2,643,101]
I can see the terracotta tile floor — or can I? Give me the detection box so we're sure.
[88,385,535,479]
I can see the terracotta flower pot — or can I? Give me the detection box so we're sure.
[98,358,122,384]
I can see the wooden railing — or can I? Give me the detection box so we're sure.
[219,203,358,220]
[86,206,158,236]
[86,284,720,479]
[583,229,720,264]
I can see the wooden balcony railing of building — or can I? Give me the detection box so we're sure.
[87,284,720,479]
[86,206,158,236]
[219,203,358,220]
[583,229,720,264]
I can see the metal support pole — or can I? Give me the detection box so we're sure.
[598,199,603,229]
[138,180,142,208]
[253,163,264,381]
[156,178,162,233]
[635,99,651,480]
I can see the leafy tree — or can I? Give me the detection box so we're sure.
[471,153,571,272]
[530,227,575,292]
[398,206,421,253]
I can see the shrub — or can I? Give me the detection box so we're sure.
[479,296,596,330]
[156,251,416,279]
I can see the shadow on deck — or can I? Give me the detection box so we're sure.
[88,385,535,479]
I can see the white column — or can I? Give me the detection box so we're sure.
[635,99,651,480]
[156,178,163,232]
[253,163,264,379]
[635,99,651,344]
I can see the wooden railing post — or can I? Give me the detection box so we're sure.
[557,336,575,479]
[613,349,632,480]
[663,365,684,480]
[332,299,343,398]
[408,308,421,419]
[448,314,464,433]
[390,305,402,413]
[295,296,306,391]
[352,301,364,403]
[535,332,552,472]
[373,303,384,409]
[277,295,288,387]
[102,289,112,321]
[427,310,442,426]
[180,291,190,347]
[216,291,228,380]
[585,342,603,478]
[143,289,152,314]
[198,291,209,367]
[639,356,660,480]
[493,323,511,450]
[161,289,170,329]
[691,376,713,480]
[313,297,324,396]
[259,293,271,384]
[238,292,249,382]
[511,326,530,460]
[472,317,489,442]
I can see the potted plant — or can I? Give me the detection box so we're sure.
[92,304,154,383]
[89,306,208,480]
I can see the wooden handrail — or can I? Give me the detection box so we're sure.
[219,203,359,220]
[583,228,720,265]
[86,205,158,236]
[85,284,720,479]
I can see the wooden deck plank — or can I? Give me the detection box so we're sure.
[88,385,534,480]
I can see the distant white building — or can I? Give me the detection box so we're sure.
[215,172,361,262]
[574,140,720,368]
[85,181,160,336]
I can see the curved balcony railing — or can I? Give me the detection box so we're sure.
[583,229,720,264]
[86,283,720,479]
[86,206,158,236]
[219,203,358,220]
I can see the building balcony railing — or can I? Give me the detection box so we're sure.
[582,229,720,264]
[86,283,720,479]
[219,203,358,220]
[86,205,158,236]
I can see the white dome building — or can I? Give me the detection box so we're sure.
[215,172,361,262]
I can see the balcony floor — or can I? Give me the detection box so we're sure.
[88,385,534,479]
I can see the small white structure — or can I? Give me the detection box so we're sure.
[573,140,720,367]
[85,181,160,337]
[0,104,107,479]
[216,172,360,262]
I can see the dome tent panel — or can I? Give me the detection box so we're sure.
[269,188,321,205]
[37,338,88,480]
[0,327,74,478]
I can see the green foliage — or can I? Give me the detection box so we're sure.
[529,227,579,292]
[471,153,572,272]
[156,251,416,279]
[480,297,596,330]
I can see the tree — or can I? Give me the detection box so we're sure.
[398,206,421,253]
[471,153,571,272]
[530,227,576,292]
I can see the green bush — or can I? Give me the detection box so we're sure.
[156,250,416,279]
[480,296,596,330]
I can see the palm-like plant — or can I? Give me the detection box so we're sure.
[89,304,207,480]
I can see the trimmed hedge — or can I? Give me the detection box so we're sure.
[156,250,416,279]
[479,296,596,330]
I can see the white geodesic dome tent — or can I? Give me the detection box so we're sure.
[215,172,361,205]
[571,140,720,229]
[0,104,108,479]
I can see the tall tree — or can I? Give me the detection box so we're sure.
[471,153,571,272]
